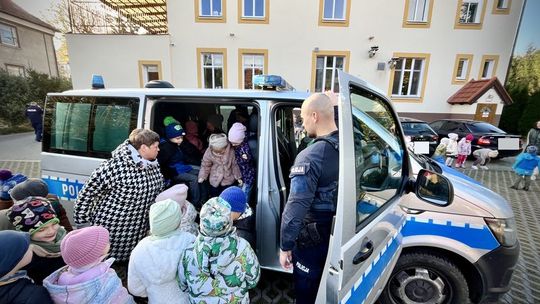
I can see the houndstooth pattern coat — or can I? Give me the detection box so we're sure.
[74,140,164,262]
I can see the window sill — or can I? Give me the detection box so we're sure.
[239,16,268,24]
[454,22,483,30]
[452,78,468,85]
[319,18,349,27]
[195,15,226,23]
[403,20,431,28]
[492,8,510,14]
[0,43,20,49]
[390,96,423,103]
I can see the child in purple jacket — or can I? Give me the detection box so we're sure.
[228,123,256,201]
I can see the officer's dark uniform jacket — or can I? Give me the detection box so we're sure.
[25,105,43,124]
[280,130,339,251]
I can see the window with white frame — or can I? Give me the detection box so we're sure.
[6,64,24,77]
[459,0,481,24]
[497,0,509,9]
[391,57,425,97]
[243,0,265,18]
[481,60,494,79]
[242,54,264,89]
[202,53,224,89]
[0,23,18,47]
[200,0,222,17]
[323,0,346,20]
[315,55,345,92]
[142,64,160,84]
[407,0,429,22]
[455,58,469,80]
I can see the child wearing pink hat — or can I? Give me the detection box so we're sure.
[228,123,256,201]
[43,226,134,303]
[455,134,474,168]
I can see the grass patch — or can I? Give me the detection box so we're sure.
[0,124,34,135]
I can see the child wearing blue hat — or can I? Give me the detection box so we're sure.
[158,123,204,206]
[220,186,255,248]
[0,230,53,303]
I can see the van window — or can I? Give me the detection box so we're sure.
[43,96,139,158]
[351,90,404,228]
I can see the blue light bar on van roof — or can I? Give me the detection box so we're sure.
[91,74,105,89]
[253,75,294,91]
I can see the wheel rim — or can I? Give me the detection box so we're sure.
[388,267,451,304]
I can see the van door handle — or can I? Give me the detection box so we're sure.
[353,241,374,265]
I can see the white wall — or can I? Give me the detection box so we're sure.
[67,34,171,89]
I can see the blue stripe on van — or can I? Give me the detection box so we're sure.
[42,175,84,201]
[402,217,499,251]
[341,221,404,304]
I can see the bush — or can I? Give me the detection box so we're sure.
[519,91,540,135]
[0,69,71,128]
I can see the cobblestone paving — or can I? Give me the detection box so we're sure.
[464,168,540,304]
[2,161,538,303]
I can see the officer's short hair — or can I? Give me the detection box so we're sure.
[129,129,160,149]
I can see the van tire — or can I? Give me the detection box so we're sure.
[379,252,470,304]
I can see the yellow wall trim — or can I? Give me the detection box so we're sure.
[138,60,162,88]
[478,54,500,79]
[454,0,487,30]
[402,0,435,29]
[237,48,268,89]
[310,50,350,92]
[387,52,431,103]
[318,0,351,27]
[451,54,474,85]
[238,0,269,24]
[196,48,228,88]
[194,0,227,23]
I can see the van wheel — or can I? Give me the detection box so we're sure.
[379,252,470,304]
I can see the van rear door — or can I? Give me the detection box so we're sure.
[318,71,409,303]
[42,94,142,217]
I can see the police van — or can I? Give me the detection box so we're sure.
[41,72,518,304]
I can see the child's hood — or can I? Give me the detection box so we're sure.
[448,133,459,140]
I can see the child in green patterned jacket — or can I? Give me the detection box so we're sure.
[178,197,260,304]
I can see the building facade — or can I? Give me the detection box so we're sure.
[0,0,58,77]
[67,0,524,122]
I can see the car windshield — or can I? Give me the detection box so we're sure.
[402,122,435,135]
[410,151,443,174]
[467,122,505,134]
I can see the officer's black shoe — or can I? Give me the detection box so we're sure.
[510,185,518,190]
[522,187,529,191]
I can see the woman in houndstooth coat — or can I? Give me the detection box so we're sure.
[74,129,164,262]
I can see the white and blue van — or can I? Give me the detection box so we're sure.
[41,72,518,303]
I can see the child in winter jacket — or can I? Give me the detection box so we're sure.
[445,133,459,166]
[0,231,53,304]
[158,123,203,206]
[43,226,134,304]
[471,149,499,170]
[8,197,66,284]
[179,197,260,304]
[510,145,540,191]
[198,133,242,197]
[155,184,199,236]
[0,178,73,231]
[0,169,27,201]
[185,120,205,154]
[220,186,256,249]
[432,138,449,163]
[228,123,256,200]
[128,199,196,303]
[455,134,474,168]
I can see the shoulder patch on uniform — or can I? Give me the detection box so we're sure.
[290,164,308,175]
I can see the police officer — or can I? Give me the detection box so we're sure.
[25,102,43,142]
[279,93,339,304]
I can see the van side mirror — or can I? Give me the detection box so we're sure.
[415,169,453,206]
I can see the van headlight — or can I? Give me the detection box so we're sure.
[485,217,518,247]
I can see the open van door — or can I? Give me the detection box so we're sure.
[317,71,409,303]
